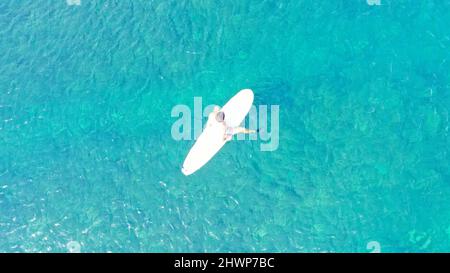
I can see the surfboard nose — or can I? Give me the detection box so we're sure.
[181,166,191,176]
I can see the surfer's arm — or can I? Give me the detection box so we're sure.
[234,127,256,134]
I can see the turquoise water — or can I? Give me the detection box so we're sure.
[1,0,450,253]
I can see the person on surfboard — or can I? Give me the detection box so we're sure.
[208,106,256,141]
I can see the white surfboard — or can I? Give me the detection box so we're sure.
[181,89,254,176]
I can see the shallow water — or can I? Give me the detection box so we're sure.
[1,0,450,252]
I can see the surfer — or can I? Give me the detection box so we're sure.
[209,106,256,141]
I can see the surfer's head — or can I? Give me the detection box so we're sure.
[216,111,225,122]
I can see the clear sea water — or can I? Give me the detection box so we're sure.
[1,0,450,253]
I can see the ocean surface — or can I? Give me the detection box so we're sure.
[1,0,450,253]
